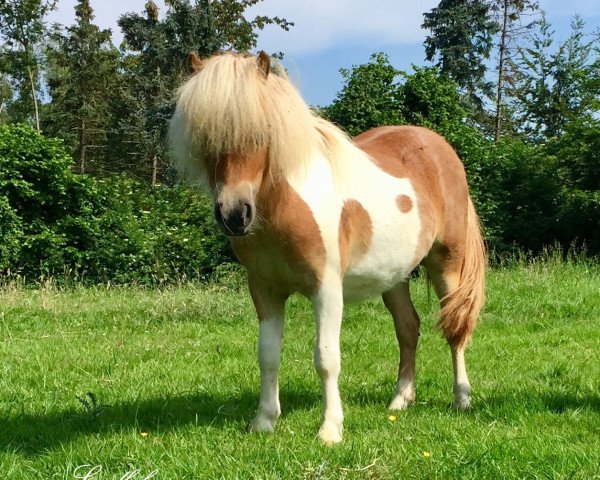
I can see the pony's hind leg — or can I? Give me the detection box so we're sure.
[248,277,287,433]
[382,281,421,410]
[424,245,474,410]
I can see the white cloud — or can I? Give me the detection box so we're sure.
[48,0,440,53]
[247,0,439,55]
[47,0,598,55]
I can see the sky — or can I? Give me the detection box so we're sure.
[48,0,600,106]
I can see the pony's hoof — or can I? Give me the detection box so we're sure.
[388,394,415,411]
[248,415,276,433]
[317,419,343,445]
[453,396,471,410]
[453,383,471,410]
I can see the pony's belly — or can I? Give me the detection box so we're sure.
[339,193,422,303]
[342,260,412,303]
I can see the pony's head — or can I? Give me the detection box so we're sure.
[169,50,353,236]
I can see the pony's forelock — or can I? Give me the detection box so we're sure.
[169,52,358,186]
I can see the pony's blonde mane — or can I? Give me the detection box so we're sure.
[169,52,358,187]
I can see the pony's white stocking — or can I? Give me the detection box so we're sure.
[248,294,285,433]
[451,343,471,409]
[313,276,344,445]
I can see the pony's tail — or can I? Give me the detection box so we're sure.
[438,197,487,347]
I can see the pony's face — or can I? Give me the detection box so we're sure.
[210,149,268,236]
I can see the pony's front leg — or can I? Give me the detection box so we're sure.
[313,276,345,444]
[248,278,286,433]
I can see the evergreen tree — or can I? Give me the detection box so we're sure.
[422,0,498,109]
[513,15,599,140]
[115,0,224,185]
[0,0,57,130]
[489,0,539,141]
[44,0,120,174]
[115,0,292,185]
[210,0,292,52]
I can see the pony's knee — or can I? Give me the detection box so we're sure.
[314,347,341,378]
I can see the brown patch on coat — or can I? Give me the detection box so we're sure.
[248,275,287,321]
[230,178,326,297]
[396,194,413,213]
[353,125,469,270]
[338,200,373,274]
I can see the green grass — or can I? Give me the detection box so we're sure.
[1,259,599,479]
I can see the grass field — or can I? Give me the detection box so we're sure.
[1,258,599,479]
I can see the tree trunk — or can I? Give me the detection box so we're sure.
[494,0,509,142]
[79,118,86,173]
[151,153,158,187]
[26,64,40,132]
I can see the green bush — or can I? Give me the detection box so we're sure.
[551,119,600,253]
[0,195,22,270]
[0,123,102,277]
[87,178,235,284]
[323,52,404,135]
[489,139,562,255]
[1,114,597,285]
[0,124,234,284]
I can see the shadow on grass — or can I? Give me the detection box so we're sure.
[4,382,597,456]
[476,387,600,417]
[541,391,600,413]
[0,387,321,456]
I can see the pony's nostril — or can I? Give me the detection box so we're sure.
[241,202,253,226]
[215,200,253,235]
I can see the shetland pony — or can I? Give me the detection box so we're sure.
[169,51,486,444]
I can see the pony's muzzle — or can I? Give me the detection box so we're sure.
[215,200,254,236]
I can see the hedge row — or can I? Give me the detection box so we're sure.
[0,124,233,284]
[1,123,598,284]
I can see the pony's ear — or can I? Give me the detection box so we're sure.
[257,50,270,78]
[188,52,204,73]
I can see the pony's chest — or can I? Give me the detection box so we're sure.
[229,177,329,296]
[232,155,424,301]
[230,230,325,297]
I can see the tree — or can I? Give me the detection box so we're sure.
[324,53,403,136]
[44,0,120,174]
[422,0,498,109]
[115,0,292,185]
[512,15,599,140]
[0,74,11,123]
[489,0,539,141]
[0,0,57,130]
[210,0,292,53]
[115,0,225,185]
[399,66,467,128]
